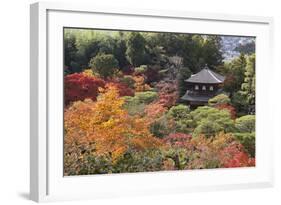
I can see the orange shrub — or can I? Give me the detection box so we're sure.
[132,75,152,92]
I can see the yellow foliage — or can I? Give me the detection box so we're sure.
[82,69,94,76]
[64,85,163,161]
[191,132,235,152]
[133,76,152,92]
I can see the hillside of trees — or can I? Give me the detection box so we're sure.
[63,29,255,175]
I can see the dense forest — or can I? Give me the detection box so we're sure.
[63,29,255,175]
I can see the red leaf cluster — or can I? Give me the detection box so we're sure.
[106,81,135,97]
[64,73,105,105]
[156,81,178,108]
[219,142,255,168]
[64,73,135,106]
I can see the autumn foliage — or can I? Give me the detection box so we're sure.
[64,73,105,105]
[156,81,179,108]
[63,66,254,175]
[63,29,256,176]
[106,81,134,97]
[64,85,162,164]
[64,72,135,106]
[219,142,255,167]
[132,75,152,92]
[64,74,255,175]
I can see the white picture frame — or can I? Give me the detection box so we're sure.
[30,1,274,202]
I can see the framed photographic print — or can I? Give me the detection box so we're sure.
[30,2,274,202]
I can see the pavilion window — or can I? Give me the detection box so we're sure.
[195,85,199,90]
[210,86,214,91]
[202,85,206,90]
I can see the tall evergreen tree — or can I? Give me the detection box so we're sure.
[126,32,147,67]
[224,53,247,94]
[178,67,192,97]
[181,34,202,73]
[113,31,129,69]
[241,54,255,109]
[202,35,223,70]
[64,34,78,67]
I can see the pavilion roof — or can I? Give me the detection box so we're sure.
[185,66,225,84]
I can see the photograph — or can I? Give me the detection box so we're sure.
[63,28,256,176]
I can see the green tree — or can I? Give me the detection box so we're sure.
[208,94,231,107]
[64,34,77,67]
[181,34,204,73]
[191,106,235,137]
[126,32,147,66]
[234,115,255,157]
[231,91,248,115]
[113,31,129,68]
[122,91,158,116]
[167,104,193,133]
[202,36,223,70]
[89,54,119,79]
[224,53,247,94]
[152,33,184,56]
[233,132,255,157]
[235,115,255,133]
[135,91,158,104]
[241,54,255,107]
[177,66,192,96]
[64,33,80,74]
[149,115,173,138]
[144,33,168,66]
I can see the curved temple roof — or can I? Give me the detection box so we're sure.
[185,67,225,84]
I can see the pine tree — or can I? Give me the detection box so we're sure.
[202,35,223,70]
[126,32,147,67]
[224,53,247,94]
[241,54,255,112]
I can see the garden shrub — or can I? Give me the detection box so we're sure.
[167,104,193,133]
[123,91,157,116]
[133,75,152,92]
[135,91,158,104]
[191,106,235,137]
[149,115,174,138]
[89,53,119,79]
[215,103,236,119]
[235,115,255,133]
[113,150,164,173]
[208,94,231,106]
[233,132,255,157]
[122,95,147,116]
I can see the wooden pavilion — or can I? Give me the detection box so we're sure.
[180,65,225,108]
